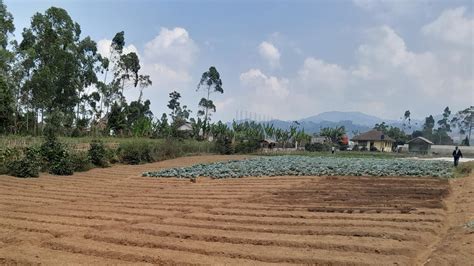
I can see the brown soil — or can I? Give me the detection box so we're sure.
[0,155,472,265]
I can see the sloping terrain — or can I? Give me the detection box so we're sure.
[0,155,469,265]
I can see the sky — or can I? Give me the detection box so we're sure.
[5,0,474,122]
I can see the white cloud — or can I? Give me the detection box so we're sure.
[238,24,473,120]
[258,41,280,68]
[240,69,289,98]
[144,27,198,69]
[422,7,474,46]
[298,58,348,90]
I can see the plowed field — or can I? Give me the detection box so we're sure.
[0,155,472,265]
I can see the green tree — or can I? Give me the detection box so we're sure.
[437,106,451,133]
[0,76,14,133]
[97,31,125,116]
[320,126,345,144]
[117,52,151,102]
[0,0,16,134]
[167,91,191,138]
[0,0,14,71]
[374,122,389,133]
[451,106,473,144]
[422,115,435,140]
[402,110,411,131]
[197,66,223,135]
[19,7,101,134]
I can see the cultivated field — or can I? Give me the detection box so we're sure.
[0,155,472,265]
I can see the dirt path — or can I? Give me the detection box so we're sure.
[0,155,471,265]
[421,173,474,265]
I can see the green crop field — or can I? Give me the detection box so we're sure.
[144,155,455,179]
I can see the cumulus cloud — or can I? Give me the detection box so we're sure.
[238,22,473,120]
[240,69,289,98]
[258,41,280,68]
[298,58,348,91]
[422,7,474,46]
[144,27,198,69]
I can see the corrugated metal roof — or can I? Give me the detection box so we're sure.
[407,136,434,144]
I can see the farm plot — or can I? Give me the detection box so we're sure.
[144,155,454,178]
[0,155,468,265]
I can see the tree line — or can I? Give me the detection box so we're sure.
[0,2,224,139]
[373,107,473,146]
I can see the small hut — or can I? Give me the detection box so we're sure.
[260,138,277,149]
[407,137,433,154]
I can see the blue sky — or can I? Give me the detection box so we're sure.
[6,0,474,122]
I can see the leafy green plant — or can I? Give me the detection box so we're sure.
[6,147,42,178]
[88,140,109,167]
[144,156,454,179]
[49,156,74,175]
[40,134,74,175]
[70,152,94,172]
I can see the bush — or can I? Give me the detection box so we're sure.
[215,136,234,155]
[49,156,74,175]
[106,148,120,164]
[70,152,94,172]
[0,148,21,175]
[305,143,331,152]
[88,140,109,167]
[235,139,260,154]
[118,141,155,164]
[6,147,41,178]
[40,134,74,175]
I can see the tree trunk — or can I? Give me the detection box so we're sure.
[204,87,210,137]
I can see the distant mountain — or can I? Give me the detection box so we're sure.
[228,111,424,137]
[301,111,398,126]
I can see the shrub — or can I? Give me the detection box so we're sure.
[70,152,94,172]
[6,147,41,178]
[106,148,120,164]
[118,141,155,164]
[215,136,234,155]
[40,134,74,175]
[235,139,259,154]
[305,143,331,152]
[88,140,109,167]
[0,148,21,175]
[49,156,74,175]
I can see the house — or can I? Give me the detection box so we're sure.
[177,123,193,131]
[311,136,327,144]
[351,130,394,152]
[407,137,433,154]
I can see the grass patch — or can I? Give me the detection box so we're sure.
[453,161,474,178]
